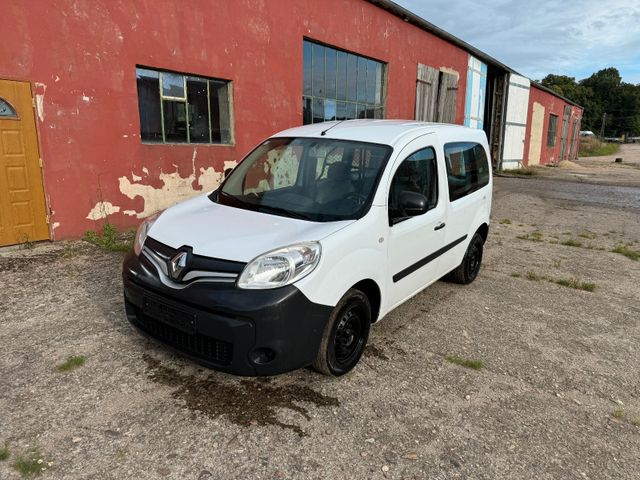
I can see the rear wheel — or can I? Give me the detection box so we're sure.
[313,289,371,376]
[446,232,484,284]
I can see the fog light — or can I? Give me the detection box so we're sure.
[250,348,276,365]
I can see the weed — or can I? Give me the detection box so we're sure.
[13,449,48,477]
[554,278,597,292]
[510,272,521,278]
[578,137,620,157]
[18,233,35,250]
[84,223,133,252]
[0,443,9,461]
[505,167,537,176]
[552,259,561,268]
[561,239,583,248]
[446,355,484,370]
[56,355,85,372]
[517,231,544,242]
[525,271,545,282]
[578,231,597,240]
[611,245,640,261]
[632,418,640,427]
[612,408,625,420]
[499,218,512,225]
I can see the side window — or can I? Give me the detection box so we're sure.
[444,142,490,201]
[388,147,438,223]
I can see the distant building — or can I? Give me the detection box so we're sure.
[0,0,582,244]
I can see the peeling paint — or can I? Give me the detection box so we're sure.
[86,201,120,220]
[82,94,91,103]
[52,222,61,231]
[131,172,142,182]
[123,210,137,216]
[118,161,237,218]
[34,82,47,122]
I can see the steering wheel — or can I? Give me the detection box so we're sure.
[344,192,368,205]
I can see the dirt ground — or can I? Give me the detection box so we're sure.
[1,156,639,479]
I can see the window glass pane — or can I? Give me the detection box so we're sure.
[163,100,188,143]
[303,41,313,96]
[366,59,378,104]
[547,114,558,147]
[337,51,347,101]
[136,68,162,142]
[335,101,347,121]
[209,80,232,144]
[324,99,336,121]
[346,102,357,119]
[303,96,312,125]
[346,54,358,102]
[325,48,337,99]
[162,72,185,98]
[357,57,367,102]
[444,142,488,201]
[312,98,324,123]
[187,77,210,143]
[389,147,438,221]
[373,106,384,119]
[0,98,17,117]
[375,62,383,104]
[312,43,325,97]
[356,103,367,119]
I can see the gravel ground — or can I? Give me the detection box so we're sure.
[1,165,639,479]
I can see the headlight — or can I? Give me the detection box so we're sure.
[133,212,161,255]
[237,242,321,289]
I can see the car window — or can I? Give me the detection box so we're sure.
[444,142,489,201]
[243,144,302,194]
[388,147,438,223]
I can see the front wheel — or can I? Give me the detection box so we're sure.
[313,289,371,376]
[446,232,484,284]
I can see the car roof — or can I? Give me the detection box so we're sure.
[272,119,484,147]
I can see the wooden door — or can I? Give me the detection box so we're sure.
[0,79,49,246]
[436,72,458,124]
[559,105,571,161]
[415,64,439,122]
[500,74,530,170]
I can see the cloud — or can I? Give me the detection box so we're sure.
[394,0,640,84]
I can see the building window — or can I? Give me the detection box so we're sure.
[302,40,385,124]
[547,114,558,147]
[444,142,490,202]
[136,67,233,144]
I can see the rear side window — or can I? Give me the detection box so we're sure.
[444,142,489,201]
[389,147,438,222]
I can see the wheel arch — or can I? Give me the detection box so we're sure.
[476,222,489,242]
[351,279,382,323]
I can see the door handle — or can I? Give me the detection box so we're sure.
[434,222,446,231]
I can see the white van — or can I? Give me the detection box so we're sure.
[123,120,492,376]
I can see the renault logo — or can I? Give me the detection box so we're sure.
[168,251,188,280]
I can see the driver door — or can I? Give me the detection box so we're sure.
[386,137,447,309]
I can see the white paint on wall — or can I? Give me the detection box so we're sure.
[82,94,91,103]
[131,172,142,182]
[123,210,137,216]
[52,222,61,231]
[86,201,120,220]
[34,82,47,122]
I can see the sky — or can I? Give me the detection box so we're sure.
[394,0,640,84]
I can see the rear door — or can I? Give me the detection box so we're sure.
[500,74,530,170]
[386,135,448,308]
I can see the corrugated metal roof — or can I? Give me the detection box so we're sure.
[366,0,583,109]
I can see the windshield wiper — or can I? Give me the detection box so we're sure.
[257,204,312,221]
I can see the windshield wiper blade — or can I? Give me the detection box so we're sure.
[257,205,312,220]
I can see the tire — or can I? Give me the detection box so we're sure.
[313,289,371,376]
[446,232,484,285]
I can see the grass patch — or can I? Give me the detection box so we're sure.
[517,231,544,242]
[505,167,537,176]
[612,408,625,420]
[510,272,521,278]
[56,355,85,372]
[552,259,561,268]
[578,231,597,240]
[554,278,597,292]
[525,271,545,282]
[84,223,133,253]
[561,238,583,248]
[578,137,620,157]
[611,245,640,261]
[632,418,640,427]
[0,443,9,461]
[446,355,484,370]
[13,450,48,477]
[499,218,512,225]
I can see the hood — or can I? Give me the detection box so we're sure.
[146,194,353,262]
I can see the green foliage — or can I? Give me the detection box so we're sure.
[84,223,133,252]
[578,138,620,157]
[13,449,48,477]
[499,218,512,225]
[540,68,640,137]
[56,355,86,372]
[611,245,640,261]
[554,278,597,292]
[446,356,484,370]
[0,443,9,461]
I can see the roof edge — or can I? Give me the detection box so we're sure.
[530,81,583,109]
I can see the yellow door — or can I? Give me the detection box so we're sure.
[0,79,49,246]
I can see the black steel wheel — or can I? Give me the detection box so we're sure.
[446,232,484,284]
[313,289,371,376]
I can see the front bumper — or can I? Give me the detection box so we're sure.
[122,251,332,376]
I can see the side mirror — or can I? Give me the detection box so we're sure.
[399,191,428,217]
[224,167,233,178]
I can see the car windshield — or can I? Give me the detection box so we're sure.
[214,137,392,222]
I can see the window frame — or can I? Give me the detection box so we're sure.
[136,65,234,146]
[0,98,19,120]
[302,38,387,124]
[547,113,559,147]
[444,141,490,202]
[388,146,439,226]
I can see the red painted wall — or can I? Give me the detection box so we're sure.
[1,0,470,239]
[524,85,583,166]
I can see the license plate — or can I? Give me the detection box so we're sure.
[143,295,197,334]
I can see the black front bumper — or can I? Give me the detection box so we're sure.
[122,251,332,376]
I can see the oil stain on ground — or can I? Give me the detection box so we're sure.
[143,354,339,436]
